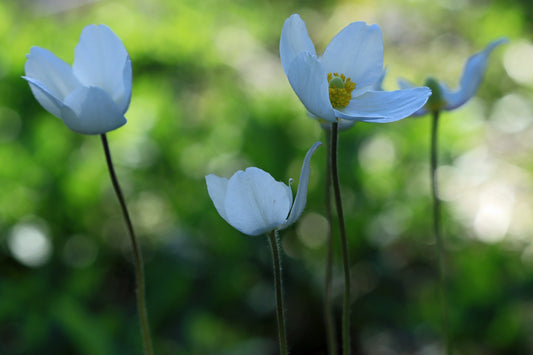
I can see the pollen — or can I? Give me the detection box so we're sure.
[328,72,356,109]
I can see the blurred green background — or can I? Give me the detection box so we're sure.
[1,0,532,353]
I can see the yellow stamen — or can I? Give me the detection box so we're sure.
[328,72,356,109]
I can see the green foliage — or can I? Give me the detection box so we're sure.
[0,0,530,353]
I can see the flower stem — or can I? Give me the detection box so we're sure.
[330,122,351,355]
[268,230,288,355]
[429,112,451,355]
[324,127,338,355]
[101,134,154,355]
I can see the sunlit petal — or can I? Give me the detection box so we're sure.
[280,13,317,76]
[23,76,65,118]
[287,52,337,122]
[444,38,507,110]
[205,174,229,222]
[24,46,81,101]
[61,86,126,134]
[224,168,292,236]
[321,22,383,94]
[73,24,131,112]
[336,87,431,122]
[281,141,322,230]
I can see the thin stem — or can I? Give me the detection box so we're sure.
[330,122,351,355]
[324,128,338,355]
[268,230,288,355]
[430,112,451,355]
[101,134,154,355]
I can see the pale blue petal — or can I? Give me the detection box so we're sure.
[224,168,292,236]
[73,24,132,113]
[23,76,65,119]
[444,38,507,110]
[24,46,81,103]
[396,78,430,116]
[280,14,316,76]
[320,22,383,95]
[205,174,230,223]
[287,52,337,122]
[60,86,127,134]
[336,87,431,122]
[281,141,322,230]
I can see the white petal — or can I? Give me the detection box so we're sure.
[281,141,322,230]
[320,22,383,94]
[24,46,81,103]
[73,24,132,113]
[287,52,337,122]
[444,38,508,110]
[60,86,127,134]
[280,14,317,76]
[205,174,230,222]
[396,78,429,116]
[23,76,65,119]
[224,167,292,236]
[336,87,431,122]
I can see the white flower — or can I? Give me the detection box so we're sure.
[280,14,431,123]
[23,24,132,134]
[398,38,508,116]
[206,142,321,236]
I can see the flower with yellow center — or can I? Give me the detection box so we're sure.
[280,14,431,123]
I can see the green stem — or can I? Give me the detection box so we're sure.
[430,112,451,355]
[101,134,154,355]
[330,122,351,355]
[324,128,337,355]
[268,230,288,355]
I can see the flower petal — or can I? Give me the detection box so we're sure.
[444,38,507,110]
[320,22,383,94]
[205,174,230,223]
[23,76,66,119]
[396,78,429,116]
[60,86,127,134]
[287,52,337,122]
[280,14,317,76]
[24,46,81,103]
[224,167,292,236]
[73,24,132,113]
[336,87,431,122]
[281,141,322,230]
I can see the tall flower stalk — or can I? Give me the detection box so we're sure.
[323,129,337,355]
[23,24,154,354]
[399,39,507,354]
[330,122,351,355]
[280,14,430,354]
[268,230,288,355]
[206,142,321,353]
[429,110,450,355]
[101,134,154,355]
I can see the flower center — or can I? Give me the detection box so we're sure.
[328,72,356,109]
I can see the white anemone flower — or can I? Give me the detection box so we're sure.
[398,38,508,116]
[280,14,431,124]
[23,24,132,134]
[206,142,321,236]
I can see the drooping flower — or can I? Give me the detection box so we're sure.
[206,142,321,236]
[280,14,431,124]
[398,38,508,116]
[23,24,132,135]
